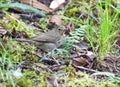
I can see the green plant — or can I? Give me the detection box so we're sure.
[98,0,118,57]
[1,11,37,36]
[91,72,120,83]
[51,25,86,57]
[0,46,15,87]
[14,70,34,87]
[38,17,48,31]
[0,0,12,3]
[0,38,27,87]
[86,0,119,60]
[67,71,118,87]
[0,2,45,17]
[63,25,86,50]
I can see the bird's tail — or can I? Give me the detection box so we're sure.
[15,38,35,44]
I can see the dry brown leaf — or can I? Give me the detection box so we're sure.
[12,29,28,38]
[49,14,63,25]
[19,0,52,11]
[0,24,7,37]
[115,30,120,46]
[72,57,90,67]
[65,23,75,35]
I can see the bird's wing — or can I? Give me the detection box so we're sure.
[31,30,60,43]
[15,38,36,44]
[31,34,58,43]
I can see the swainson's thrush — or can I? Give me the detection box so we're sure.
[16,25,66,52]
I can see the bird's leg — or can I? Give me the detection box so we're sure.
[47,51,54,57]
[46,49,58,59]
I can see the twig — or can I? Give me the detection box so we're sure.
[75,65,120,77]
[75,65,99,73]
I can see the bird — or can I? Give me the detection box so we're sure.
[15,25,66,52]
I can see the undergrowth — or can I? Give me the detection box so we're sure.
[51,25,86,58]
[0,0,120,87]
[0,43,15,87]
[63,0,120,61]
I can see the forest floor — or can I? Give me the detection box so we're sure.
[0,0,120,87]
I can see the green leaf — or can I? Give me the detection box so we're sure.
[0,2,45,17]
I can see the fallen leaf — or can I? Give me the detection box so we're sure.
[71,42,88,55]
[76,42,88,50]
[12,29,28,38]
[72,57,90,67]
[86,51,95,62]
[47,76,56,85]
[47,76,61,87]
[0,24,7,37]
[19,0,52,11]
[42,58,58,65]
[49,14,63,25]
[65,23,75,35]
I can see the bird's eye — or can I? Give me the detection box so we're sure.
[58,28,61,30]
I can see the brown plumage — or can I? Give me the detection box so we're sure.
[15,25,66,52]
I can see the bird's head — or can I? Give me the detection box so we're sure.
[56,25,66,35]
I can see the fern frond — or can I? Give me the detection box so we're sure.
[52,25,86,57]
[62,25,86,50]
